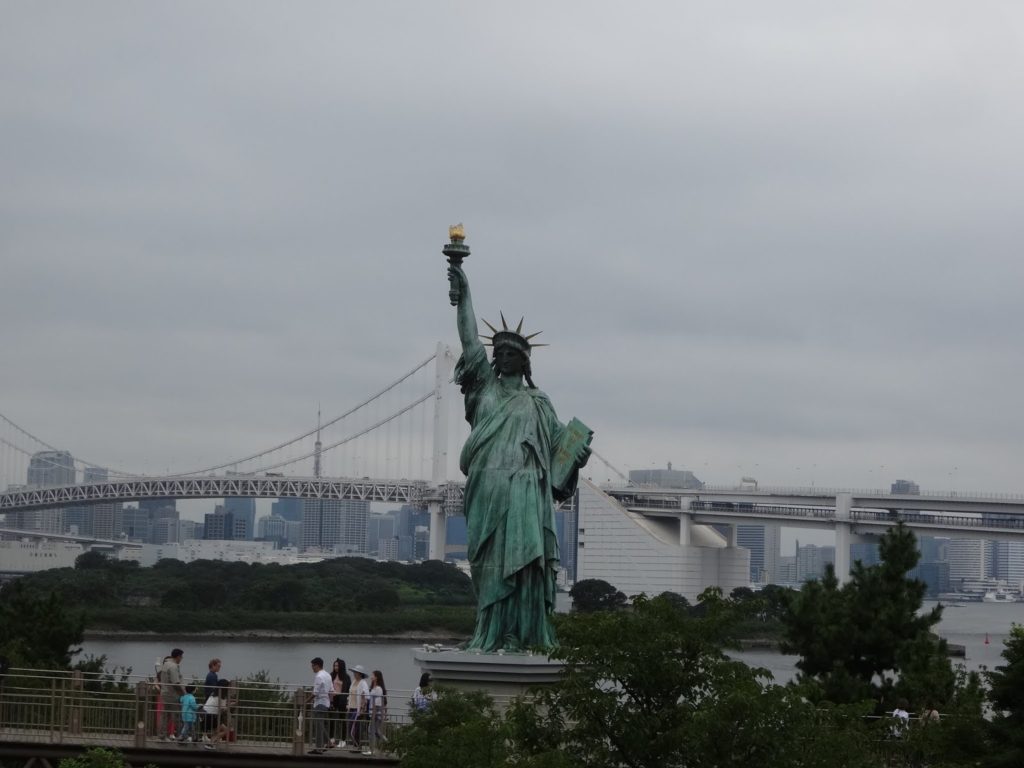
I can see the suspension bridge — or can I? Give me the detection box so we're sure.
[4,343,1024,579]
[0,344,471,559]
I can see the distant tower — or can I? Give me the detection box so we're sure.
[313,406,322,479]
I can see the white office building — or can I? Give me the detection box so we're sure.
[993,541,1024,589]
[946,538,994,586]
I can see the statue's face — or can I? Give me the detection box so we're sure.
[494,346,526,376]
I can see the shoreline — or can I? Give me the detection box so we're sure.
[83,629,468,644]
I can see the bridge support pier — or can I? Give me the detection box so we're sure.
[428,342,453,561]
[679,514,692,546]
[428,501,447,562]
[835,493,852,584]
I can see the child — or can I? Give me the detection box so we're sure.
[178,685,198,743]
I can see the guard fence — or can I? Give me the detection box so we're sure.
[0,666,438,756]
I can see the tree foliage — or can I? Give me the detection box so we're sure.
[0,581,84,668]
[985,624,1024,768]
[390,688,509,768]
[5,555,474,633]
[781,523,952,708]
[569,578,627,612]
[395,593,881,768]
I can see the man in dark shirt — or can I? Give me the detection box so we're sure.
[205,658,222,699]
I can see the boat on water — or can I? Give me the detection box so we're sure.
[982,590,1018,603]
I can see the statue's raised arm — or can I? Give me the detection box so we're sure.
[444,224,484,360]
[447,263,483,359]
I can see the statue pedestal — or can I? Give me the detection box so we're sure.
[412,649,564,705]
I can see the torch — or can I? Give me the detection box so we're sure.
[443,223,470,306]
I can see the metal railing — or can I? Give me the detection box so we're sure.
[0,667,412,756]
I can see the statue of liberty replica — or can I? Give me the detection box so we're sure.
[444,225,593,652]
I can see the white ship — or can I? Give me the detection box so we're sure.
[982,589,1017,603]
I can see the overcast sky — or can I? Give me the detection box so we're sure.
[3,1,1023,520]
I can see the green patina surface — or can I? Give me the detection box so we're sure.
[446,236,591,652]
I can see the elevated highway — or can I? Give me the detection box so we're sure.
[605,485,1024,582]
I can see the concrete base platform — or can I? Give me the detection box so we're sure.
[412,649,565,703]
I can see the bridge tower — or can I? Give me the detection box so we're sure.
[313,406,322,479]
[428,342,454,560]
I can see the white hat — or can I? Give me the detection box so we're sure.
[351,664,367,676]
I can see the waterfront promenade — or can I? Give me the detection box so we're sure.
[0,667,400,767]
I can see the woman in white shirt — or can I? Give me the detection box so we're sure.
[347,665,370,750]
[365,670,388,755]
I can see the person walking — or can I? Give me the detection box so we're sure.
[347,665,370,752]
[365,670,388,755]
[308,657,332,754]
[329,658,350,747]
[157,649,185,741]
[178,685,198,744]
[204,658,222,699]
[202,680,231,750]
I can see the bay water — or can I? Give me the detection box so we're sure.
[82,599,1022,708]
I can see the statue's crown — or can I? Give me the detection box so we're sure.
[481,312,547,355]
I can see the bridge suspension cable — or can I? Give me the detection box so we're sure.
[0,413,138,479]
[244,390,436,475]
[165,352,438,477]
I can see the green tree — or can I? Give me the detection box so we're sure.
[390,688,508,768]
[781,523,952,708]
[985,624,1024,768]
[534,593,878,767]
[0,582,84,668]
[74,550,109,570]
[569,578,627,612]
[59,747,155,768]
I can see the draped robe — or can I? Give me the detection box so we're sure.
[456,344,577,652]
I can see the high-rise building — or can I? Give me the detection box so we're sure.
[911,561,950,596]
[445,515,468,560]
[205,506,247,540]
[179,520,201,541]
[367,515,396,556]
[257,514,289,544]
[83,468,122,540]
[918,535,947,564]
[946,539,993,587]
[153,517,180,545]
[555,492,579,581]
[224,496,256,541]
[891,479,921,495]
[272,498,303,523]
[413,526,430,560]
[628,463,702,489]
[27,451,75,487]
[120,506,151,541]
[379,536,400,561]
[736,524,780,584]
[301,499,370,552]
[795,543,835,582]
[140,498,177,520]
[63,506,92,536]
[21,451,75,533]
[993,541,1024,588]
[850,541,881,568]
